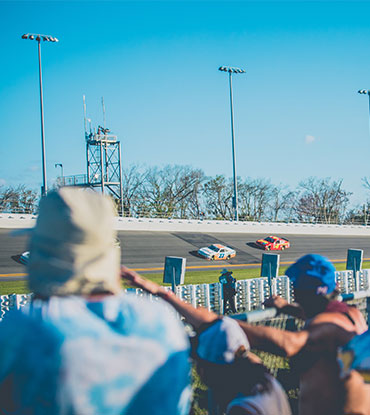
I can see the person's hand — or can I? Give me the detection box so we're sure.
[263,295,288,310]
[121,266,166,296]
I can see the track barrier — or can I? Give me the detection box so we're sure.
[1,269,369,322]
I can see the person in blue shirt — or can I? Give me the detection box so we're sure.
[0,188,191,415]
[219,269,237,314]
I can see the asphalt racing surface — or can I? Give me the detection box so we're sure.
[1,229,370,278]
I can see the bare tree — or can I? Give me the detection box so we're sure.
[268,185,296,222]
[238,178,273,221]
[0,186,17,210]
[345,202,370,226]
[122,165,148,217]
[293,177,351,224]
[202,175,233,219]
[362,176,370,192]
[238,178,256,221]
[176,168,205,219]
[0,185,39,214]
[252,178,274,221]
[138,165,204,218]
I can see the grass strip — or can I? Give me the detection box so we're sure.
[1,261,369,295]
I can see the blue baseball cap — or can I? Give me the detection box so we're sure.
[286,254,336,295]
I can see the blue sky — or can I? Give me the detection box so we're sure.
[2,0,370,206]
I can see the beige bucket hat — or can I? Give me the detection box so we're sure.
[27,188,121,297]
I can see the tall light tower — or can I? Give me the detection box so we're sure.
[358,89,370,135]
[55,163,64,186]
[22,33,59,197]
[218,65,246,221]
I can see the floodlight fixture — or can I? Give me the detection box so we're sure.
[358,89,370,137]
[22,33,59,42]
[218,66,246,74]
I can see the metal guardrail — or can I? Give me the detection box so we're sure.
[1,270,369,321]
[0,293,33,320]
[231,289,370,322]
[63,174,89,187]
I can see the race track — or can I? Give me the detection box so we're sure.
[1,229,370,277]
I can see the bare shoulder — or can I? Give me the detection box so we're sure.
[306,309,367,348]
[309,311,349,325]
[310,309,366,331]
[309,308,367,335]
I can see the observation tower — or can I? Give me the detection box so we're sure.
[63,96,124,215]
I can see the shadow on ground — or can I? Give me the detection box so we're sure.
[189,250,204,258]
[246,242,264,250]
[11,254,25,265]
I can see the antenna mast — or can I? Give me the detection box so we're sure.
[83,95,87,136]
[101,96,106,130]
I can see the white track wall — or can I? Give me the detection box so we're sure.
[2,213,370,235]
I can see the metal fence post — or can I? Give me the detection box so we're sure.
[366,295,370,325]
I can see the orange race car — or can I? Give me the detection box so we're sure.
[255,235,290,251]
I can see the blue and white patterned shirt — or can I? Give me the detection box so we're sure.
[0,293,192,415]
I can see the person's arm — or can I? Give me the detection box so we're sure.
[121,267,308,356]
[263,295,306,320]
[237,321,309,357]
[121,266,218,329]
[238,312,361,358]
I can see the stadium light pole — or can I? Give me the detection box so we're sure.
[54,163,63,178]
[218,66,246,221]
[55,163,64,187]
[22,33,59,197]
[358,89,370,135]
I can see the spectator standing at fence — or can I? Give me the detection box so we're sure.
[219,269,237,314]
[237,254,368,415]
[0,188,191,415]
[122,267,292,415]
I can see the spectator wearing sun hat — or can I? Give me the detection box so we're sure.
[0,188,191,415]
[237,254,368,415]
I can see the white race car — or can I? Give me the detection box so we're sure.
[197,244,236,261]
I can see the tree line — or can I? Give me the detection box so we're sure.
[121,165,367,224]
[1,165,370,224]
[0,185,39,215]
